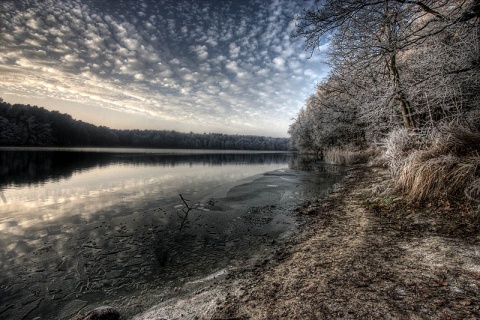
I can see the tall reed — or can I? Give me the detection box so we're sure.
[323,145,378,165]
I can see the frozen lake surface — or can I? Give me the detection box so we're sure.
[0,148,346,319]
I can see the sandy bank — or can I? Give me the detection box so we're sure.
[131,166,480,320]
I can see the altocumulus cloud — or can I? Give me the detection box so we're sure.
[0,0,329,137]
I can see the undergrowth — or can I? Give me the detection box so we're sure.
[384,124,480,204]
[323,145,379,166]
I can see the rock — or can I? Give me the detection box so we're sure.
[83,306,120,320]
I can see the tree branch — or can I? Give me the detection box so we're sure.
[394,0,446,20]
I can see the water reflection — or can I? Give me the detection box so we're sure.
[0,149,345,320]
[0,149,290,190]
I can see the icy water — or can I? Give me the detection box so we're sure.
[0,148,346,319]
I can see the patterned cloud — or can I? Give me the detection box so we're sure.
[0,0,328,137]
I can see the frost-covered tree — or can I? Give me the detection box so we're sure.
[290,0,479,152]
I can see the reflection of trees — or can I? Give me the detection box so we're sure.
[289,153,318,171]
[0,150,291,189]
[0,150,108,188]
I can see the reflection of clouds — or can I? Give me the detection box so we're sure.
[0,154,334,319]
[0,162,286,236]
[0,0,330,136]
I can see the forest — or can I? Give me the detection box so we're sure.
[0,99,290,150]
[290,0,479,203]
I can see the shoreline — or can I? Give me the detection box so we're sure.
[123,164,346,320]
[132,166,480,320]
[68,164,345,320]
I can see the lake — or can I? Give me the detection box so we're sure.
[0,148,345,319]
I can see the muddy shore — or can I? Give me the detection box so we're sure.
[132,166,480,320]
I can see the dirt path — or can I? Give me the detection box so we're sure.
[212,167,480,320]
[133,167,480,320]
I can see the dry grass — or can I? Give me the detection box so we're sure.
[323,146,357,165]
[387,124,480,202]
[430,124,480,156]
[465,178,480,203]
[323,146,379,166]
[383,128,419,177]
[398,154,479,202]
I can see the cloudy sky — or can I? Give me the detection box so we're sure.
[0,0,328,137]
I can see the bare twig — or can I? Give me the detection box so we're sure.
[177,194,199,230]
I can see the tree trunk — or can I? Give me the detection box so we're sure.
[390,53,415,130]
[398,93,416,129]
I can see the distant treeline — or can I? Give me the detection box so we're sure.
[0,99,290,150]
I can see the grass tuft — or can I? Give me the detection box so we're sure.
[398,154,479,202]
[386,124,480,203]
